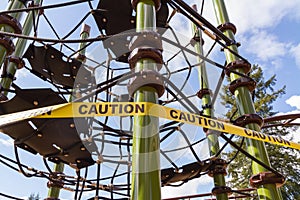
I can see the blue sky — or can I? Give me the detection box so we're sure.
[0,0,300,199]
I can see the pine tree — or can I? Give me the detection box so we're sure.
[28,193,40,200]
[221,65,300,199]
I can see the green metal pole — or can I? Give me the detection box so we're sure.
[6,0,24,20]
[47,163,65,199]
[0,0,25,68]
[131,0,161,199]
[46,24,91,199]
[212,0,282,199]
[1,0,42,94]
[76,24,90,62]
[191,5,228,200]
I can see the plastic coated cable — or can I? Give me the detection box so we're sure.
[1,28,252,82]
[200,0,205,15]
[168,0,232,44]
[74,169,81,200]
[178,128,202,163]
[0,30,108,43]
[226,137,245,165]
[214,133,235,158]
[0,157,20,172]
[167,0,248,62]
[161,36,251,79]
[0,0,278,197]
[78,167,88,200]
[95,162,101,197]
[0,193,24,200]
[13,144,36,178]
[220,133,282,177]
[0,0,92,15]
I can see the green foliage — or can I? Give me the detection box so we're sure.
[28,193,40,200]
[221,65,300,199]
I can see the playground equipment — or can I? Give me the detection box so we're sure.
[0,0,298,199]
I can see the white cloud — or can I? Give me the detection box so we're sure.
[243,30,289,62]
[276,95,300,142]
[286,95,300,110]
[169,1,300,74]
[193,0,300,74]
[171,0,296,35]
[225,0,300,34]
[161,175,212,199]
[290,43,300,69]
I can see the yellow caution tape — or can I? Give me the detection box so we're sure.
[0,102,299,150]
[0,103,68,127]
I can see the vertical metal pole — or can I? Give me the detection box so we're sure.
[46,24,91,199]
[0,0,25,69]
[191,5,228,200]
[47,163,65,199]
[1,0,41,94]
[75,24,90,63]
[130,0,161,199]
[6,0,25,19]
[212,0,282,199]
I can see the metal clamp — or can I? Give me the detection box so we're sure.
[28,2,44,15]
[211,186,232,196]
[128,47,163,70]
[190,35,205,47]
[0,14,22,34]
[229,77,256,94]
[197,88,211,99]
[127,70,165,97]
[8,55,25,69]
[217,22,237,35]
[250,171,285,188]
[75,53,86,62]
[0,35,15,55]
[234,113,264,127]
[131,0,161,11]
[47,172,65,189]
[225,60,251,77]
[208,157,227,177]
[202,104,212,110]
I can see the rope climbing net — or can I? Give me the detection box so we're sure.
[0,0,298,199]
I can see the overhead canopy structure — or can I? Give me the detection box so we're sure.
[93,0,169,35]
[93,0,169,62]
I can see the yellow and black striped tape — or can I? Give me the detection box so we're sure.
[0,102,299,150]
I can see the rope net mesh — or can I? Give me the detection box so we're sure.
[0,1,293,199]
